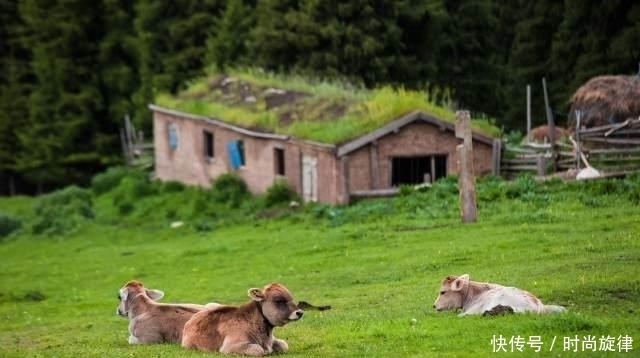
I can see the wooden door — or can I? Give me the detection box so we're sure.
[302,155,318,202]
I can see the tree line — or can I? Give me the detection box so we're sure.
[1,0,638,195]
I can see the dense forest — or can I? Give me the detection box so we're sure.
[1,0,639,195]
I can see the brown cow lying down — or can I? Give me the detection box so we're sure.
[182,282,304,356]
[433,274,566,316]
[117,280,221,344]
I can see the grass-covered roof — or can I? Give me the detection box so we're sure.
[155,68,501,144]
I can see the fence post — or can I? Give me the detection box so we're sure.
[455,110,477,223]
[536,154,546,176]
[542,77,558,172]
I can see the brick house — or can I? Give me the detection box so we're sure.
[151,105,498,205]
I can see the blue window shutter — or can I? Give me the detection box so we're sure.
[227,141,241,169]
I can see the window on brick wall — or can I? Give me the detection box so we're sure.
[274,147,285,175]
[203,130,214,159]
[391,155,447,186]
[168,123,178,151]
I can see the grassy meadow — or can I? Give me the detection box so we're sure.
[0,170,639,357]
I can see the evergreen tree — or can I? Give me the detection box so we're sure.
[434,0,503,117]
[503,0,564,130]
[207,0,255,70]
[249,0,302,73]
[97,0,140,160]
[17,0,105,191]
[0,0,33,194]
[550,0,638,115]
[134,0,224,130]
[251,0,434,87]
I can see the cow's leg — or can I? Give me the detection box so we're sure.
[128,335,141,344]
[272,338,289,353]
[220,339,266,356]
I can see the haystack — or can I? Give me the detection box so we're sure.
[567,75,640,130]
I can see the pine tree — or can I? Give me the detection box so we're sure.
[503,0,564,130]
[434,0,503,116]
[134,0,224,130]
[0,0,33,194]
[550,0,638,113]
[17,0,105,190]
[207,0,255,70]
[97,0,140,160]
[248,0,302,73]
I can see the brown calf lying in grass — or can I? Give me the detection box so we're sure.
[182,282,304,356]
[116,280,220,344]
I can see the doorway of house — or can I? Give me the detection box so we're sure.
[302,155,318,202]
[391,155,447,186]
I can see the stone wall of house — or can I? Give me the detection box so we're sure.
[154,110,493,204]
[154,111,343,203]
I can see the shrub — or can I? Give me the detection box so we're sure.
[31,186,94,236]
[476,176,506,202]
[91,166,133,195]
[211,173,250,208]
[264,179,299,207]
[110,171,157,215]
[430,176,458,199]
[0,212,21,238]
[505,174,537,199]
[161,180,186,193]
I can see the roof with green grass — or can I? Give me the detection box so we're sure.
[154,69,501,145]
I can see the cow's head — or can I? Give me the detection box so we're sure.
[116,280,164,317]
[433,274,469,311]
[248,283,303,327]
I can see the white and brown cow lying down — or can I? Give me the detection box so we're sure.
[182,282,304,356]
[117,280,221,344]
[433,274,566,316]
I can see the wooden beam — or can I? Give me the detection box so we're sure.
[369,144,379,189]
[492,139,502,176]
[340,156,350,205]
[526,84,531,142]
[542,77,557,172]
[455,110,477,223]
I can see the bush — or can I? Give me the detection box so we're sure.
[264,179,299,207]
[211,173,250,208]
[91,167,134,195]
[31,186,94,236]
[110,171,157,215]
[161,180,186,193]
[0,212,21,238]
[505,174,537,199]
[476,175,505,202]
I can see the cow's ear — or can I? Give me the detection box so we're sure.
[452,274,469,291]
[145,289,165,301]
[248,288,265,302]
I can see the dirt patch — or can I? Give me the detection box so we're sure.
[196,75,353,131]
[264,89,309,109]
[606,288,632,300]
[482,304,515,317]
[0,290,46,304]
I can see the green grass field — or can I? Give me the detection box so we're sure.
[0,173,639,357]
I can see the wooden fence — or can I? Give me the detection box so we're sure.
[500,142,574,178]
[574,116,640,175]
[120,115,154,169]
[499,116,640,179]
